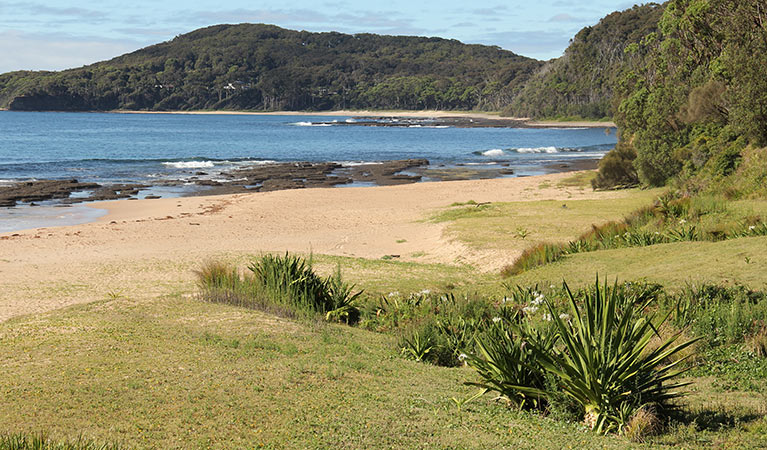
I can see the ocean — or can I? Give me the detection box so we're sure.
[0,111,617,232]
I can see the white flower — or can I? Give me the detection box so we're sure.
[679,219,687,224]
[501,296,510,304]
[492,317,502,323]
[749,225,756,231]
[559,313,570,321]
[387,291,399,298]
[458,353,468,361]
[523,305,538,315]
[532,293,545,305]
[654,231,660,235]
[549,284,556,289]
[543,313,552,321]
[419,289,431,295]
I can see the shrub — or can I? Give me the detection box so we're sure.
[468,279,699,434]
[466,313,555,410]
[535,280,698,433]
[592,143,639,190]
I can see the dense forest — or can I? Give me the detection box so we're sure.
[594,0,767,192]
[505,3,665,120]
[0,25,542,112]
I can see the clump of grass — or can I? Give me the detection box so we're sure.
[0,433,120,450]
[623,406,663,443]
[196,254,362,323]
[746,325,767,358]
[501,242,565,277]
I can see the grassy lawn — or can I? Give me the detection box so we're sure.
[432,187,663,255]
[508,236,767,290]
[1,295,635,449]
[3,180,767,448]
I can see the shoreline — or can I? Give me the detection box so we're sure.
[0,171,622,322]
[0,159,599,233]
[109,109,616,128]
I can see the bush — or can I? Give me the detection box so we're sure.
[592,143,639,189]
[467,279,698,434]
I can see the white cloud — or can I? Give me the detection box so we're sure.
[0,30,141,73]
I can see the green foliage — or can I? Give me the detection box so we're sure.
[592,143,639,189]
[466,279,698,434]
[664,283,767,349]
[501,242,565,277]
[608,0,767,188]
[505,4,665,119]
[0,24,541,112]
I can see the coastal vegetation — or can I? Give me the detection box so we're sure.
[3,2,767,448]
[597,0,767,190]
[0,24,541,112]
[505,3,665,120]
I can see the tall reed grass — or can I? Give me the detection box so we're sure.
[196,253,362,323]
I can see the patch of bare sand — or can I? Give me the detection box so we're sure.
[0,172,625,322]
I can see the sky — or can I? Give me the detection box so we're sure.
[0,0,640,74]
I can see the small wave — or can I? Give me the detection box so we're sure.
[163,161,216,169]
[291,121,332,127]
[408,125,422,128]
[514,147,559,154]
[425,125,450,129]
[480,149,505,157]
[345,118,356,123]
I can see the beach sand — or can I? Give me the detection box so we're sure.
[0,172,623,322]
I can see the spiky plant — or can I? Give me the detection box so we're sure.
[528,279,700,434]
[466,314,555,410]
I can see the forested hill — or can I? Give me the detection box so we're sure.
[0,24,543,112]
[505,3,665,120]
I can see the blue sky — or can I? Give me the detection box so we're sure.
[0,0,639,74]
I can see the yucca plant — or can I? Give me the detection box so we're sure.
[399,328,435,362]
[466,314,556,410]
[325,264,362,324]
[526,279,700,434]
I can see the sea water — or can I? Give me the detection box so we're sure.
[0,111,617,231]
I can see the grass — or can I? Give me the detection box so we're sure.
[431,188,661,252]
[507,236,767,289]
[0,294,639,449]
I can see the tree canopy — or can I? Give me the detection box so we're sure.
[0,24,542,112]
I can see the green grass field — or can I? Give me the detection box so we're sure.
[2,178,767,448]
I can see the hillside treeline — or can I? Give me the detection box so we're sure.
[505,3,665,120]
[595,0,767,192]
[0,24,541,112]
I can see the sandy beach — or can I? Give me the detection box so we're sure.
[0,172,623,323]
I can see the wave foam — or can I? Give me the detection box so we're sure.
[162,161,215,169]
[291,121,332,127]
[481,149,505,157]
[514,147,559,154]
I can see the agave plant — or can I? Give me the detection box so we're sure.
[466,314,556,410]
[527,279,700,434]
